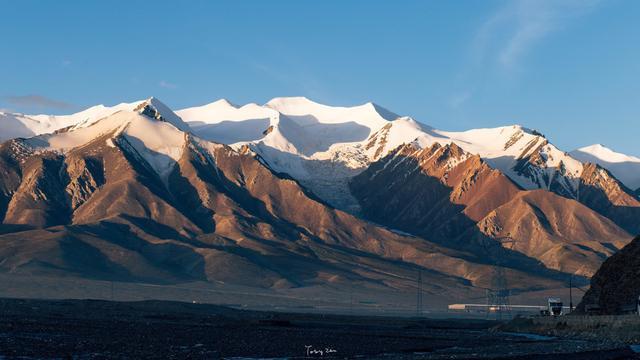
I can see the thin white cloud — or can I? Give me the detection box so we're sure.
[159,80,177,89]
[478,0,600,70]
[449,0,600,109]
[449,90,472,109]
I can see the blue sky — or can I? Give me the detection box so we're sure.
[1,0,639,155]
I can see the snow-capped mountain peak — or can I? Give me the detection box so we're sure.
[0,97,188,143]
[0,101,135,141]
[571,144,640,190]
[362,101,401,122]
[574,144,640,163]
[2,96,637,207]
[133,97,190,132]
[9,98,189,184]
[0,97,189,141]
[265,96,399,125]
[175,98,602,205]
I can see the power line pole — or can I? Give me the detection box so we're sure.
[416,270,423,317]
[569,274,573,313]
[349,281,354,316]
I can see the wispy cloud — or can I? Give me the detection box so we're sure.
[4,94,74,110]
[448,90,472,109]
[449,0,600,110]
[475,0,600,70]
[159,80,177,89]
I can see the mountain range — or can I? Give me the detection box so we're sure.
[0,97,637,305]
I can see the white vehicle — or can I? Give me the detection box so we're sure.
[541,297,563,316]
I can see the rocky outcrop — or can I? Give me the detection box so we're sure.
[578,236,640,314]
[3,153,71,227]
[364,123,393,160]
[0,141,23,223]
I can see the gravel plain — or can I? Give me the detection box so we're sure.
[0,298,636,359]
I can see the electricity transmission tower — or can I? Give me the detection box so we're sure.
[484,237,516,320]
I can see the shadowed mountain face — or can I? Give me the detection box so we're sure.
[0,143,22,223]
[187,118,271,144]
[0,104,573,301]
[350,143,520,244]
[578,236,640,314]
[350,143,632,277]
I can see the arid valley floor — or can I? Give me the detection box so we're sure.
[0,297,637,359]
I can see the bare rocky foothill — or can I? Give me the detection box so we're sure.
[578,235,640,314]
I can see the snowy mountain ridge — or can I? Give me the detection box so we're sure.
[571,144,640,190]
[177,98,605,207]
[10,98,190,183]
[1,96,637,205]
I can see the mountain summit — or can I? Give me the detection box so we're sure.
[571,144,640,191]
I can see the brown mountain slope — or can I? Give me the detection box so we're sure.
[577,235,640,314]
[69,132,204,236]
[350,142,521,242]
[350,142,632,277]
[4,153,71,227]
[577,163,640,234]
[0,141,22,223]
[0,104,566,298]
[476,190,631,276]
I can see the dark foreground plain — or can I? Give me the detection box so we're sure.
[0,298,636,359]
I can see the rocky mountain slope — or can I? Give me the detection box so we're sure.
[6,97,636,224]
[577,163,640,234]
[577,235,640,314]
[349,142,632,277]
[177,98,639,234]
[0,98,574,302]
[0,96,636,302]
